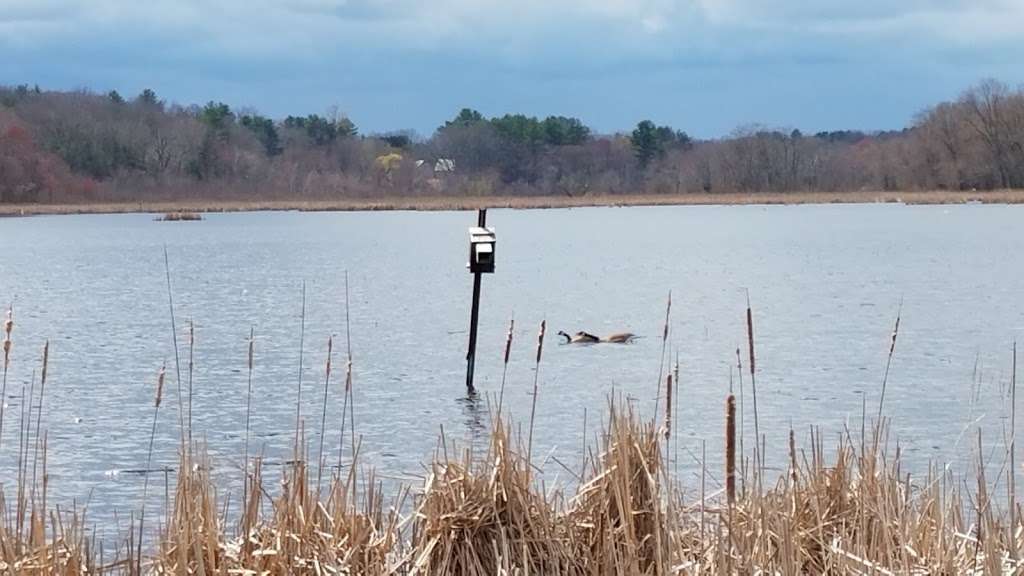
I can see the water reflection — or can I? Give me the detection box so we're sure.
[457,390,488,444]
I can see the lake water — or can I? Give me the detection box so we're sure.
[1,204,1022,538]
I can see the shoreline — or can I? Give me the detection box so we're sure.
[2,189,1023,216]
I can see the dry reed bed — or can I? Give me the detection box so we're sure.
[5,399,1024,574]
[4,188,1024,217]
[2,302,1023,574]
[151,404,1024,574]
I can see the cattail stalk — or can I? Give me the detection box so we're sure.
[337,357,353,474]
[497,317,514,415]
[789,428,798,485]
[1,306,13,451]
[526,320,546,467]
[1010,341,1017,557]
[700,438,707,565]
[337,271,355,473]
[735,347,745,484]
[31,341,49,497]
[664,372,673,440]
[673,357,680,481]
[242,326,255,507]
[876,300,902,423]
[137,364,165,574]
[345,273,356,460]
[16,380,29,543]
[745,292,761,479]
[294,281,307,450]
[654,291,671,418]
[316,335,333,491]
[187,320,194,445]
[163,246,185,443]
[726,394,736,505]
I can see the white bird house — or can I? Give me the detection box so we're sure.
[468,226,496,273]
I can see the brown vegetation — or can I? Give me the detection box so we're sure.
[1,188,1023,218]
[3,391,1024,573]
[1,305,1023,573]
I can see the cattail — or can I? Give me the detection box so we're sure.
[498,317,515,415]
[535,320,546,364]
[40,339,49,385]
[504,318,514,365]
[0,307,11,451]
[139,363,165,572]
[32,340,51,490]
[655,291,672,418]
[735,347,744,457]
[746,293,761,479]
[663,291,672,342]
[664,372,673,440]
[789,428,798,485]
[155,365,165,408]
[338,272,356,473]
[745,298,755,377]
[294,281,307,442]
[188,319,195,441]
[244,326,256,494]
[241,325,253,459]
[877,302,902,422]
[527,319,546,467]
[337,356,354,472]
[247,330,254,372]
[889,314,900,357]
[1010,341,1018,554]
[3,307,12,368]
[726,394,736,505]
[672,358,680,477]
[325,336,333,380]
[316,335,334,490]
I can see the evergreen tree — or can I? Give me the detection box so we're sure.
[631,120,662,169]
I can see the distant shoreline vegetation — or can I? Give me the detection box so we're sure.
[2,189,1023,218]
[1,79,1023,206]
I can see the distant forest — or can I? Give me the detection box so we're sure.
[1,79,1023,203]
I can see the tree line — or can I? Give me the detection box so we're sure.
[1,79,1023,203]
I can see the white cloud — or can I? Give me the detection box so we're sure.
[694,0,1024,40]
[1,0,1022,64]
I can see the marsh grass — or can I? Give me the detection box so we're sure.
[5,189,1024,219]
[4,314,1024,574]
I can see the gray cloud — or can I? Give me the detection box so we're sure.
[1,0,1022,135]
[4,1,1022,59]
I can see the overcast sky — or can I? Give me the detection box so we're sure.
[2,0,1023,137]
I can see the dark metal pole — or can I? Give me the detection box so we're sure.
[465,209,486,393]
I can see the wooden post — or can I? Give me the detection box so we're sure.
[465,209,487,394]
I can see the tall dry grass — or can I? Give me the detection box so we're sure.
[4,314,1024,574]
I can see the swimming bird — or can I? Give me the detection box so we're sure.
[558,330,600,344]
[602,332,637,344]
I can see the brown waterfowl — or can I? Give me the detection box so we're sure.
[558,330,600,344]
[602,332,637,343]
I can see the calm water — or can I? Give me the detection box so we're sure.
[0,204,1022,536]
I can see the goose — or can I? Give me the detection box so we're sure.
[602,332,637,344]
[558,330,600,344]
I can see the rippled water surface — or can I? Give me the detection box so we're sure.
[1,204,1023,536]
